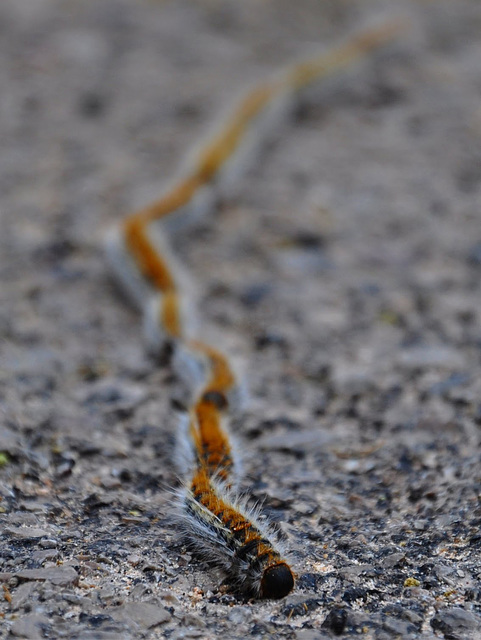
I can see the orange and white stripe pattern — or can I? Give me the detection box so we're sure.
[106,21,403,599]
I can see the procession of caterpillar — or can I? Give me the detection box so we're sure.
[105,21,403,599]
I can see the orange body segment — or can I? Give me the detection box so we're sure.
[141,175,203,223]
[124,217,176,291]
[191,467,284,568]
[160,290,182,338]
[194,84,276,182]
[194,399,233,479]
[285,20,405,91]
[190,341,236,396]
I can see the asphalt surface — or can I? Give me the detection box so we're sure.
[1,1,481,638]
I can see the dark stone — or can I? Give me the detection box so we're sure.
[296,572,324,591]
[342,586,375,604]
[254,331,288,350]
[240,283,273,308]
[293,232,325,249]
[78,92,107,118]
[430,608,478,639]
[282,597,322,618]
[79,613,115,628]
[321,607,348,635]
[82,493,114,513]
[468,243,481,266]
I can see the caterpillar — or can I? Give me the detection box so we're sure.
[105,21,403,599]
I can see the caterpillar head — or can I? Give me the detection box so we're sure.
[260,562,294,599]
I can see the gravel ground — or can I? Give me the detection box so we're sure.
[1,1,481,638]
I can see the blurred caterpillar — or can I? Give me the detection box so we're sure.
[106,21,403,599]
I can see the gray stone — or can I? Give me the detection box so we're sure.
[18,500,51,514]
[382,552,406,568]
[4,513,41,527]
[257,428,334,455]
[39,538,58,548]
[382,616,415,635]
[0,427,23,457]
[157,590,180,605]
[3,526,50,539]
[10,614,51,639]
[430,608,478,639]
[15,566,79,587]
[398,345,465,369]
[31,548,59,563]
[70,633,129,640]
[10,582,38,611]
[295,631,331,640]
[111,602,171,629]
[0,572,15,582]
[100,475,122,490]
[76,378,147,416]
[182,612,206,628]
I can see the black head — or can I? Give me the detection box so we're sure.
[260,562,295,599]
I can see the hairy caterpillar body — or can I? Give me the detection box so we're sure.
[181,468,293,598]
[105,21,403,599]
